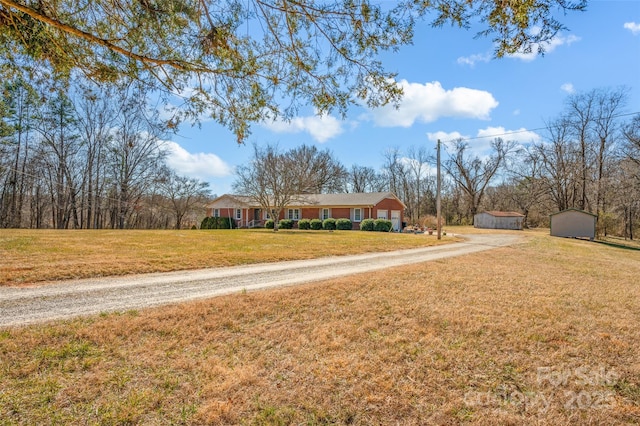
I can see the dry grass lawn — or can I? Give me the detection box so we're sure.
[0,229,456,286]
[1,231,639,424]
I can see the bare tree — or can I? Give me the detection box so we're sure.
[618,114,640,239]
[107,91,166,229]
[158,168,211,229]
[75,84,117,229]
[344,165,385,193]
[287,145,347,194]
[36,88,83,229]
[0,78,41,228]
[405,145,432,222]
[565,91,595,211]
[536,118,579,212]
[592,88,628,220]
[623,114,640,165]
[505,147,549,227]
[445,138,512,223]
[234,144,308,231]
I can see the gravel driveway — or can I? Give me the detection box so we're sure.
[0,234,522,327]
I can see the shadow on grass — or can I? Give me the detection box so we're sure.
[594,239,640,251]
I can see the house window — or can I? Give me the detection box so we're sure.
[288,208,300,220]
[213,209,220,218]
[353,208,362,222]
[321,208,331,220]
[235,209,242,220]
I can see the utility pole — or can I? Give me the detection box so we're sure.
[436,139,442,240]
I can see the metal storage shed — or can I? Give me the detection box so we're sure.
[550,208,597,240]
[474,211,524,230]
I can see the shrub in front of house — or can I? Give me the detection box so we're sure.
[278,219,294,229]
[310,219,323,230]
[359,218,375,231]
[200,216,236,229]
[336,218,352,230]
[220,217,236,229]
[322,218,336,230]
[374,219,392,232]
[201,217,211,229]
[265,219,274,229]
[298,218,311,230]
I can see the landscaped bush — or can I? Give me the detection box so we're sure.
[265,219,274,229]
[200,217,211,229]
[359,218,375,231]
[310,219,323,230]
[374,219,392,232]
[200,216,235,229]
[336,218,352,230]
[298,218,311,230]
[278,219,294,229]
[322,217,336,231]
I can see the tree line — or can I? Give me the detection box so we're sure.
[3,81,638,238]
[0,78,211,229]
[235,87,639,238]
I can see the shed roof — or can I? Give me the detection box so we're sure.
[549,208,597,217]
[481,211,525,218]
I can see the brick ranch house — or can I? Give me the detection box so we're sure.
[205,192,406,231]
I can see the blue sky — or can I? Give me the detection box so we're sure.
[162,0,640,196]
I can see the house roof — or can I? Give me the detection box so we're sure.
[205,194,253,208]
[207,192,406,209]
[288,192,406,208]
[549,208,598,217]
[480,211,525,218]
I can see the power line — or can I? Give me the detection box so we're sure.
[436,111,640,145]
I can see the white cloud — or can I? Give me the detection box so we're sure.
[476,126,541,145]
[369,80,499,127]
[161,140,233,181]
[428,127,541,157]
[509,30,580,61]
[426,131,467,143]
[624,22,640,35]
[261,114,344,143]
[561,83,575,94]
[457,52,492,67]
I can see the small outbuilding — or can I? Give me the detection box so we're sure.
[474,211,524,230]
[550,208,597,240]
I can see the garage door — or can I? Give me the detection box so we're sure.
[391,210,401,232]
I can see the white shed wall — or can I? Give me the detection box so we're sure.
[550,210,596,240]
[474,213,523,230]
